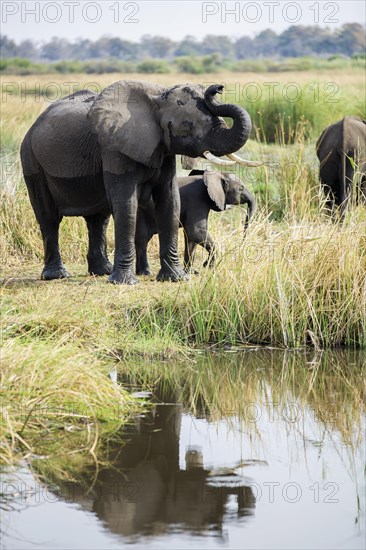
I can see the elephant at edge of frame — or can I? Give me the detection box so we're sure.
[135,169,256,275]
[20,81,261,284]
[316,116,366,214]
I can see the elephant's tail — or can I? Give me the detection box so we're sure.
[20,130,41,177]
[339,150,353,215]
[341,150,347,206]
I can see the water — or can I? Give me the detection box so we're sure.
[1,350,365,549]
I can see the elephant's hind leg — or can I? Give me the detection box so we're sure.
[187,224,216,269]
[135,209,152,276]
[85,213,112,275]
[24,172,69,280]
[201,233,216,268]
[135,244,151,276]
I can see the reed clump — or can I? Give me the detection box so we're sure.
[130,212,366,349]
[0,340,143,467]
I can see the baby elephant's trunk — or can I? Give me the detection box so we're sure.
[242,190,255,234]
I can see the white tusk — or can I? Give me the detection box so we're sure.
[227,153,264,167]
[203,151,236,166]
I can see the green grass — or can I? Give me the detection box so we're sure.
[237,82,366,143]
[1,55,365,76]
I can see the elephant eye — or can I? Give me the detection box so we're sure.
[177,100,184,106]
[182,121,193,130]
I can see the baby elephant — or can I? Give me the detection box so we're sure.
[135,169,255,274]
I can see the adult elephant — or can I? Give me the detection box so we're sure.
[316,116,366,213]
[20,81,256,284]
[135,169,256,274]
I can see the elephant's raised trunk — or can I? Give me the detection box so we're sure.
[203,84,252,157]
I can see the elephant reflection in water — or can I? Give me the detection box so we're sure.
[64,402,255,538]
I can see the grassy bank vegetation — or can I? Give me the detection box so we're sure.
[2,155,365,353]
[1,71,365,469]
[1,54,365,76]
[0,341,143,468]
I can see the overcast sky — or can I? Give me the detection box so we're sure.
[2,1,365,43]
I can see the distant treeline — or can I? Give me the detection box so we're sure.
[1,24,365,62]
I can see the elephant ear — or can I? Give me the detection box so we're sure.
[203,170,226,211]
[88,80,164,168]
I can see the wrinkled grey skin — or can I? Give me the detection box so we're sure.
[20,81,252,285]
[135,169,255,274]
[316,116,366,213]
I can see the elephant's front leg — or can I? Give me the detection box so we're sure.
[103,172,139,285]
[153,179,187,282]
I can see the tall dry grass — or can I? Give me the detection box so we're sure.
[131,211,366,349]
[2,182,365,350]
